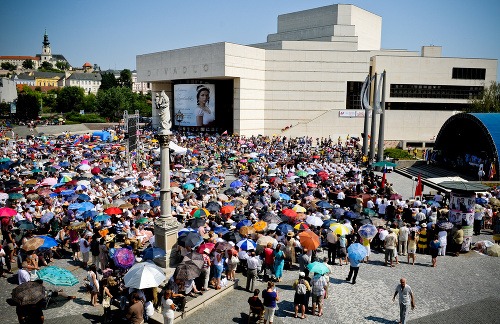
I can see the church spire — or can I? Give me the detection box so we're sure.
[43,29,50,46]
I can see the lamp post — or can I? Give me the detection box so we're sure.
[175,110,184,126]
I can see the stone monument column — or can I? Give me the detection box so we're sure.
[154,91,179,272]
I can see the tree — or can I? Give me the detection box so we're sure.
[40,61,53,70]
[118,69,132,89]
[56,86,84,113]
[22,59,34,69]
[467,81,500,112]
[82,93,97,113]
[99,72,118,91]
[16,93,39,120]
[1,62,16,71]
[55,61,70,70]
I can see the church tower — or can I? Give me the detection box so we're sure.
[41,29,52,63]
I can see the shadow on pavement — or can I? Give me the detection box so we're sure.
[365,315,394,323]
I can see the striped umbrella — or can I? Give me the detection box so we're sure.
[237,238,257,251]
[190,208,210,218]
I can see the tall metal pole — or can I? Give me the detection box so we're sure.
[377,71,386,162]
[369,73,378,163]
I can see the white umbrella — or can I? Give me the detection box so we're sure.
[306,215,323,227]
[78,164,91,171]
[123,262,166,289]
[140,180,154,187]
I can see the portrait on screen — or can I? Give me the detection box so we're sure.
[173,84,215,127]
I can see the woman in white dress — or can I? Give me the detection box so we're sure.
[195,85,214,126]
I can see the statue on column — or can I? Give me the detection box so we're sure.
[155,90,172,135]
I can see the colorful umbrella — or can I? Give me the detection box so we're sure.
[307,261,330,275]
[220,205,235,214]
[298,230,320,250]
[0,207,17,217]
[230,180,244,188]
[37,266,79,286]
[330,223,351,235]
[197,242,215,254]
[358,224,378,239]
[292,205,307,213]
[237,238,256,251]
[281,208,298,220]
[294,222,310,231]
[190,208,210,218]
[347,243,367,262]
[135,217,149,225]
[113,248,136,269]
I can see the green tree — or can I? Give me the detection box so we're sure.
[55,61,70,70]
[82,93,98,113]
[22,59,35,69]
[1,62,16,71]
[99,72,118,91]
[16,93,39,120]
[118,69,132,89]
[40,61,53,70]
[56,86,84,113]
[96,86,134,121]
[467,81,500,112]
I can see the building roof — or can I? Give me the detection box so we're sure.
[0,56,40,61]
[14,73,35,80]
[83,62,92,67]
[438,181,490,192]
[67,72,102,81]
[33,71,65,79]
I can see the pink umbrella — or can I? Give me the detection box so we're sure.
[81,159,90,164]
[41,178,57,186]
[113,248,135,269]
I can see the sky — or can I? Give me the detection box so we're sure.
[1,0,499,79]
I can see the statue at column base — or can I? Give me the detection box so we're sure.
[155,217,179,229]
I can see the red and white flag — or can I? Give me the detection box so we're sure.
[221,130,228,136]
[414,174,423,198]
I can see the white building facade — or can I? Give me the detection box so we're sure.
[64,73,102,95]
[136,4,497,145]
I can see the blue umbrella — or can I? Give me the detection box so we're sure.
[333,208,345,217]
[178,227,197,237]
[347,243,367,262]
[37,266,79,286]
[321,219,337,229]
[276,223,294,234]
[129,194,139,199]
[345,211,359,219]
[94,214,111,222]
[213,226,229,235]
[142,247,166,260]
[68,203,82,210]
[316,200,333,209]
[236,219,252,229]
[82,210,98,219]
[236,238,256,251]
[40,212,55,224]
[38,235,58,249]
[140,194,154,201]
[102,178,113,184]
[230,180,244,188]
[59,161,71,167]
[358,224,377,239]
[307,261,330,275]
[150,200,160,207]
[78,194,91,201]
[61,189,75,196]
[279,193,291,201]
[79,202,95,211]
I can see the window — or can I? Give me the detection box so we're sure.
[345,81,364,109]
[390,84,484,100]
[452,68,486,80]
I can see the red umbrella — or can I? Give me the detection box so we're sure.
[220,205,235,214]
[91,167,101,175]
[294,222,310,231]
[0,207,17,217]
[197,242,215,254]
[104,207,123,215]
[312,155,321,159]
[306,183,317,188]
[281,208,298,219]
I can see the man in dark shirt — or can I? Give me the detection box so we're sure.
[248,288,264,319]
[386,202,396,222]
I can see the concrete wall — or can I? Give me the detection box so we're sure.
[0,78,17,103]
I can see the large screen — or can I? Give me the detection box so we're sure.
[173,84,216,127]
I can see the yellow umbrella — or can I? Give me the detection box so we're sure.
[330,223,351,236]
[253,221,267,232]
[292,204,307,213]
[151,139,158,143]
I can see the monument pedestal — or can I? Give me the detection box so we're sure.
[154,217,179,277]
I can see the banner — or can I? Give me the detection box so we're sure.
[173,84,215,127]
[448,192,475,225]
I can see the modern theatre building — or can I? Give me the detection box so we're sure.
[137,4,497,146]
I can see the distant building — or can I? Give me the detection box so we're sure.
[0,56,40,70]
[132,71,151,94]
[35,30,71,69]
[12,73,35,87]
[63,72,102,95]
[0,78,17,103]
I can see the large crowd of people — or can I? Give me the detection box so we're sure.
[0,126,499,324]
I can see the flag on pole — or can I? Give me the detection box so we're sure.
[380,166,387,188]
[414,174,423,198]
[489,162,496,180]
[221,130,228,136]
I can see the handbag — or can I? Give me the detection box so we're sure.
[102,294,111,308]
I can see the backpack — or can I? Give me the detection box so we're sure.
[296,279,307,295]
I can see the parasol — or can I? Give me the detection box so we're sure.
[124,262,166,289]
[11,281,46,306]
[37,266,79,286]
[358,224,378,239]
[347,243,367,262]
[298,230,320,250]
[113,248,136,269]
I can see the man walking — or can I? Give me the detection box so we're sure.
[246,251,259,292]
[393,278,415,324]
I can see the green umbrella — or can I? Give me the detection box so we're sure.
[248,159,256,163]
[363,208,377,216]
[0,157,11,162]
[371,161,397,168]
[31,168,43,173]
[307,261,330,275]
[135,217,149,224]
[9,193,23,200]
[37,266,79,286]
[296,170,309,177]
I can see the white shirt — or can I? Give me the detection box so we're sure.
[18,268,31,285]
